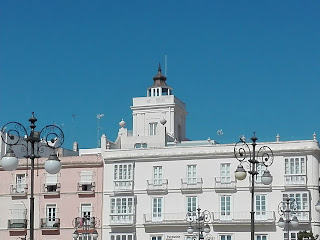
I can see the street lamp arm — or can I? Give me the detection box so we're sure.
[257,146,274,167]
[39,125,64,149]
[234,140,251,163]
[1,122,28,146]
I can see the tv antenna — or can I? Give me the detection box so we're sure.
[97,113,104,147]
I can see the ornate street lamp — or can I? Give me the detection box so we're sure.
[278,198,299,240]
[1,112,64,240]
[72,214,99,239]
[186,207,213,240]
[234,132,274,240]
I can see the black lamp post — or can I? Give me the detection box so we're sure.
[73,215,99,239]
[1,112,64,240]
[186,207,213,240]
[234,132,274,240]
[278,198,299,240]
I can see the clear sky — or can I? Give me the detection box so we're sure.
[1,1,319,150]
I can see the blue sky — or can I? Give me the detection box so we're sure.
[1,1,320,149]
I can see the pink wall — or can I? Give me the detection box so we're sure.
[0,155,103,240]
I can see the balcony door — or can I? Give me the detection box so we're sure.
[81,204,92,226]
[153,166,163,185]
[16,174,26,193]
[152,197,163,222]
[187,165,197,184]
[255,195,267,220]
[46,204,56,227]
[220,163,231,183]
[220,195,231,220]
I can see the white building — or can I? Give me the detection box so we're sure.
[101,65,320,240]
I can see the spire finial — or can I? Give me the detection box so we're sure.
[158,62,161,72]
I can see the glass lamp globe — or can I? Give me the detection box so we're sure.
[92,230,99,239]
[290,216,299,228]
[72,230,79,239]
[1,148,19,171]
[45,154,62,174]
[315,200,320,213]
[278,217,285,228]
[187,226,194,234]
[203,224,210,233]
[261,170,273,185]
[235,165,247,180]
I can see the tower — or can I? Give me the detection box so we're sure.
[131,64,187,141]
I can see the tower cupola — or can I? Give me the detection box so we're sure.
[147,63,172,97]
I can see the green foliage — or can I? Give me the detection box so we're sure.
[297,230,319,240]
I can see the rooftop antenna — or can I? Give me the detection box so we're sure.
[97,113,104,147]
[71,113,78,143]
[164,54,167,77]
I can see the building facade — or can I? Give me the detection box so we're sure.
[0,155,103,240]
[101,66,320,240]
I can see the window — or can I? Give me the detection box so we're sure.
[151,236,162,240]
[150,122,157,136]
[219,235,232,240]
[285,157,306,184]
[110,234,134,240]
[46,204,57,227]
[110,197,134,223]
[153,166,163,185]
[220,163,231,183]
[255,195,267,220]
[256,235,267,240]
[187,196,197,212]
[79,171,94,191]
[283,192,309,220]
[15,174,26,193]
[220,195,231,220]
[134,143,147,148]
[152,197,163,221]
[185,237,197,240]
[114,163,133,190]
[45,173,59,192]
[256,164,267,183]
[284,231,298,240]
[187,165,197,184]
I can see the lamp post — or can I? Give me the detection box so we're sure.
[72,215,99,239]
[1,112,64,240]
[234,132,274,240]
[186,207,213,240]
[278,198,299,240]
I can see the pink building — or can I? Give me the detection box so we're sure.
[0,155,103,240]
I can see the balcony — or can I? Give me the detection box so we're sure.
[147,179,168,195]
[212,211,276,225]
[215,178,236,192]
[8,219,27,229]
[77,182,95,195]
[181,178,203,193]
[143,213,186,226]
[110,214,135,226]
[43,183,61,196]
[284,174,307,189]
[249,180,272,192]
[114,180,134,193]
[74,216,98,228]
[10,183,28,196]
[40,218,60,229]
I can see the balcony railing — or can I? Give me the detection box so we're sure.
[110,214,135,225]
[215,177,236,192]
[143,212,186,225]
[181,178,203,193]
[114,180,134,192]
[43,183,61,194]
[74,216,98,229]
[77,182,96,193]
[40,218,60,229]
[284,174,307,188]
[8,219,27,229]
[10,183,28,195]
[147,179,168,194]
[212,211,275,225]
